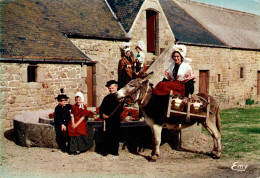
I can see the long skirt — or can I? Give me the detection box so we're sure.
[68,119,88,153]
[118,70,132,89]
[68,135,88,153]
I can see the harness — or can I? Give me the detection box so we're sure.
[134,82,151,105]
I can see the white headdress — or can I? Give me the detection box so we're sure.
[123,42,131,48]
[172,45,187,59]
[135,40,146,51]
[124,47,131,54]
[75,91,85,109]
[123,42,131,54]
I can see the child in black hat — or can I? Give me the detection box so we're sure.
[54,89,72,152]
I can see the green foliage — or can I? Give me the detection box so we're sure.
[221,106,260,160]
[245,98,254,105]
[202,106,260,160]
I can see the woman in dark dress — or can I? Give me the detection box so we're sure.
[118,46,134,89]
[146,44,196,119]
[162,44,195,101]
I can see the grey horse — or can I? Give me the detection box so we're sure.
[116,72,221,161]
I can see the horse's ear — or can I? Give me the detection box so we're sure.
[141,71,154,82]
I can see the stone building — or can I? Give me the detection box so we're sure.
[0,0,259,130]
[149,0,260,109]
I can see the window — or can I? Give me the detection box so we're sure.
[240,67,244,79]
[218,74,221,82]
[27,65,38,82]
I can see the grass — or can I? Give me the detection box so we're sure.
[203,105,260,160]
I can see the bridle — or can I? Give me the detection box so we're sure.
[134,81,150,105]
[119,71,154,106]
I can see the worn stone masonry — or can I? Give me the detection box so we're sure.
[1,0,259,132]
[189,46,260,108]
[128,0,175,55]
[71,39,125,106]
[70,0,175,106]
[148,45,260,109]
[0,63,86,129]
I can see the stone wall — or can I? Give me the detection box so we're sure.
[0,62,87,129]
[148,44,260,109]
[188,45,260,108]
[70,39,126,106]
[129,0,175,56]
[70,0,175,106]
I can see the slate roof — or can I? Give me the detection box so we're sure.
[34,0,127,39]
[106,0,145,32]
[0,0,127,60]
[174,0,260,49]
[159,0,226,46]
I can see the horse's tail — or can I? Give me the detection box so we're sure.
[216,106,221,133]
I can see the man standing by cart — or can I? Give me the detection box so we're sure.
[99,80,124,156]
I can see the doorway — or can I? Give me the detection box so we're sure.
[146,10,157,54]
[199,70,209,94]
[86,65,94,107]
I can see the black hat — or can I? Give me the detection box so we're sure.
[55,88,69,101]
[105,80,118,87]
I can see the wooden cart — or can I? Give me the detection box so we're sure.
[166,90,211,122]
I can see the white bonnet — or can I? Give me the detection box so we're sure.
[172,44,187,59]
[124,47,131,54]
[75,92,84,103]
[135,40,146,51]
[123,42,131,54]
[75,92,85,109]
[123,42,131,48]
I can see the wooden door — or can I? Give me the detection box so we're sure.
[199,70,209,94]
[257,71,260,95]
[146,10,157,54]
[86,66,94,107]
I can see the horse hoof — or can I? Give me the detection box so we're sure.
[211,151,221,159]
[149,155,158,162]
[212,155,220,159]
[151,151,155,156]
[148,157,157,162]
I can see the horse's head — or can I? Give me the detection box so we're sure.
[116,71,154,102]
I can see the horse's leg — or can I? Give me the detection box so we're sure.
[151,124,163,160]
[201,118,221,159]
[208,114,222,157]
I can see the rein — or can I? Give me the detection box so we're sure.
[103,98,125,132]
[108,98,125,118]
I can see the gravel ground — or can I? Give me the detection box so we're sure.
[0,129,259,178]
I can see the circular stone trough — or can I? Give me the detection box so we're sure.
[13,109,183,151]
[13,109,59,148]
[14,109,95,149]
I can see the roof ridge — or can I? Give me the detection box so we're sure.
[0,55,91,60]
[164,0,227,46]
[175,0,260,17]
[104,0,129,37]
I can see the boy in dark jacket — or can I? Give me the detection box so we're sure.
[54,89,71,152]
